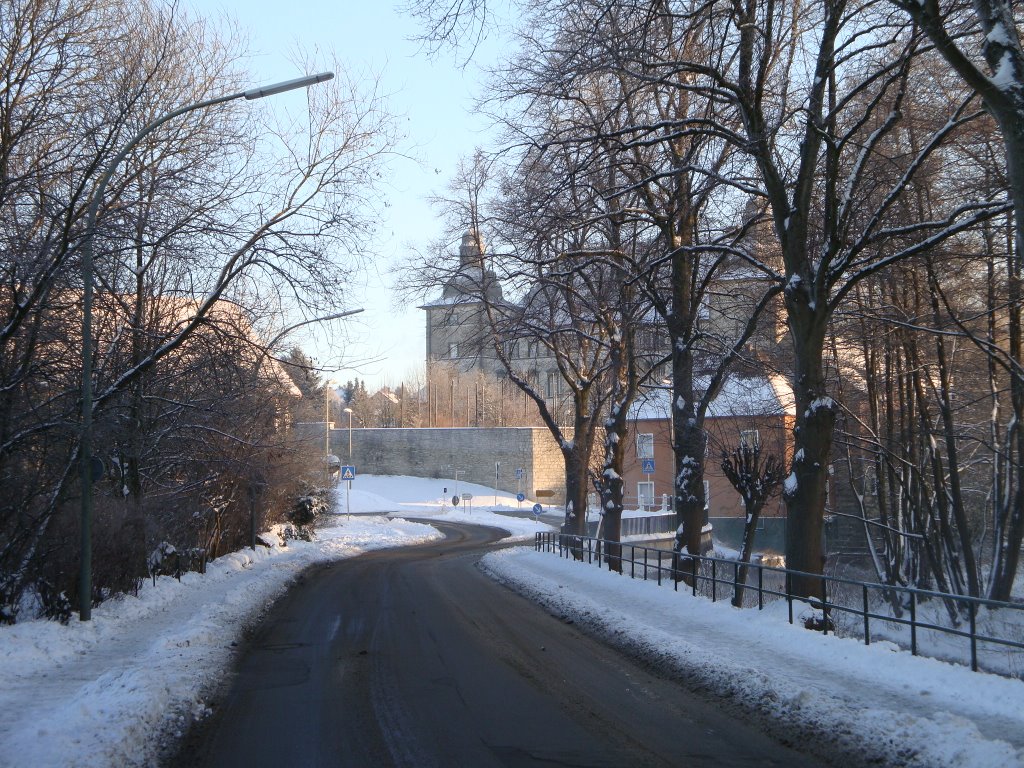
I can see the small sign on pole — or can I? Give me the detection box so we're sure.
[341,465,356,481]
[641,458,655,475]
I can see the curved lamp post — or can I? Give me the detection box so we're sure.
[79,72,334,621]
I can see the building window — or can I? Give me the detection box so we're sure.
[448,343,459,359]
[546,371,560,399]
[636,433,654,459]
[527,340,538,358]
[740,429,760,450]
[637,481,654,509]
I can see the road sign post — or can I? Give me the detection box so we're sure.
[341,466,356,519]
[640,458,655,510]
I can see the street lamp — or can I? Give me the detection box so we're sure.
[323,380,340,485]
[343,407,354,460]
[342,407,355,517]
[78,72,334,621]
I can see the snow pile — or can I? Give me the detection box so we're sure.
[0,513,441,768]
[480,548,1024,768]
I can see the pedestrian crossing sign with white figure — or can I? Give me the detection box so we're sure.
[641,458,655,474]
[341,465,356,480]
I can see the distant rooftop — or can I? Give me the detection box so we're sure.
[630,373,794,420]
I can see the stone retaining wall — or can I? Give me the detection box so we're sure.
[329,427,567,503]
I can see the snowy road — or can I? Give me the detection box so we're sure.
[5,475,1018,767]
[177,521,824,767]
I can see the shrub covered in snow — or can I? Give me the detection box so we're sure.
[286,487,332,539]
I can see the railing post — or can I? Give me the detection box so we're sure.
[712,559,717,602]
[821,576,828,635]
[910,591,917,656]
[863,584,870,645]
[657,552,662,586]
[970,601,978,672]
[644,548,648,581]
[733,561,740,606]
[787,573,793,625]
[758,566,763,610]
[692,556,697,597]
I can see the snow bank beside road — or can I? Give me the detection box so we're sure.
[0,515,441,768]
[481,547,1024,768]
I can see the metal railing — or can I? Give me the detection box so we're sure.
[589,513,677,538]
[534,532,1024,677]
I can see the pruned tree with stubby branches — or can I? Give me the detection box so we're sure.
[720,439,784,607]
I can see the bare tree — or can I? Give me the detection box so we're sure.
[720,438,784,606]
[889,0,1024,602]
[0,0,397,619]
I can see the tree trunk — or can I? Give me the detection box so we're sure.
[784,313,833,599]
[600,392,630,573]
[560,403,595,554]
[670,333,708,569]
[733,501,766,608]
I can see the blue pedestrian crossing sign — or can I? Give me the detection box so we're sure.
[641,458,655,474]
[341,465,356,481]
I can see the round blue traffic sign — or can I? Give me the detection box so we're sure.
[532,503,543,515]
[516,492,526,502]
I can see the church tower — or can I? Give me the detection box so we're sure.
[419,231,505,375]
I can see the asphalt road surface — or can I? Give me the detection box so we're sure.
[175,521,825,768]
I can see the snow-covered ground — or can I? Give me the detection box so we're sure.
[337,473,556,539]
[483,549,1024,768]
[0,474,1021,768]
[0,477,549,768]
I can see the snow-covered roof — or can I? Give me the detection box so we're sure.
[418,292,483,310]
[629,373,795,421]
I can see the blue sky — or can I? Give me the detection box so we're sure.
[185,0,505,387]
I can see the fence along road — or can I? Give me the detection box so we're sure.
[177,521,825,767]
